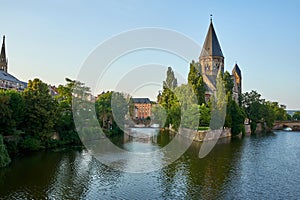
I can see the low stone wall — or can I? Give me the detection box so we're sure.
[179,128,231,142]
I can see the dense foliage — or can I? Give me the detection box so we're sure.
[241,90,288,133]
[0,78,85,165]
[0,135,11,167]
[95,91,129,136]
[158,64,289,136]
[0,65,292,167]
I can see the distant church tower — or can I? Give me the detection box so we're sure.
[0,36,8,72]
[232,63,242,103]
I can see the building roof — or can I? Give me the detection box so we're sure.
[232,63,242,78]
[132,98,151,104]
[0,70,27,85]
[203,74,217,93]
[200,20,224,58]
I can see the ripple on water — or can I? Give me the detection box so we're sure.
[1,131,300,199]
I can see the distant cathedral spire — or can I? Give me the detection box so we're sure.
[0,35,8,72]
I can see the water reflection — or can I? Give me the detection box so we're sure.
[1,131,300,199]
[89,128,195,173]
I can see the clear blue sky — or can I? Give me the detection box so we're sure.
[1,0,300,109]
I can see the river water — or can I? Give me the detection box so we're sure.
[1,130,300,199]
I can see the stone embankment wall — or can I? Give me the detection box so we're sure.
[178,128,231,142]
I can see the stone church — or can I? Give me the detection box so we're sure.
[199,19,242,102]
[0,35,27,91]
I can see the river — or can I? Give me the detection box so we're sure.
[1,130,300,199]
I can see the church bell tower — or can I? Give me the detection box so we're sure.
[199,18,224,77]
[0,35,8,72]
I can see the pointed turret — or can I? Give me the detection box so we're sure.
[200,19,223,58]
[199,18,225,97]
[232,63,242,80]
[0,35,8,72]
[232,63,242,103]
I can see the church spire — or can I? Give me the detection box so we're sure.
[0,35,8,72]
[200,19,223,58]
[199,18,224,78]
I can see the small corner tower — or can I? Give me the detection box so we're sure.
[0,35,8,72]
[232,63,242,103]
[199,17,224,77]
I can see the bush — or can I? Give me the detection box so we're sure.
[0,135,11,167]
[20,137,44,151]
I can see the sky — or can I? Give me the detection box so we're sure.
[0,0,300,109]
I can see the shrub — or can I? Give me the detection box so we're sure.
[0,135,11,167]
[20,137,44,151]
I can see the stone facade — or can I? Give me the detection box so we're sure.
[132,98,152,119]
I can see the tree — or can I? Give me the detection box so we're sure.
[95,91,113,129]
[0,135,11,168]
[223,71,234,97]
[0,92,13,135]
[230,99,246,136]
[151,104,167,127]
[242,90,280,133]
[188,61,206,105]
[55,78,81,145]
[159,67,181,130]
[22,78,58,141]
[164,66,177,90]
[293,111,300,121]
[4,90,25,130]
[199,103,210,127]
[95,91,129,135]
[242,90,263,133]
[210,73,227,130]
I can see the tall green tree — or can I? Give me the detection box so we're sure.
[159,67,181,130]
[55,78,81,145]
[22,78,58,141]
[242,90,278,133]
[210,73,227,130]
[188,61,206,105]
[5,90,25,130]
[229,99,246,136]
[95,91,113,129]
[0,135,11,167]
[223,71,234,97]
[0,92,13,135]
[164,66,178,90]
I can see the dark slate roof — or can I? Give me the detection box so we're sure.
[132,98,151,104]
[205,75,217,93]
[232,63,242,78]
[0,70,27,85]
[200,21,223,58]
